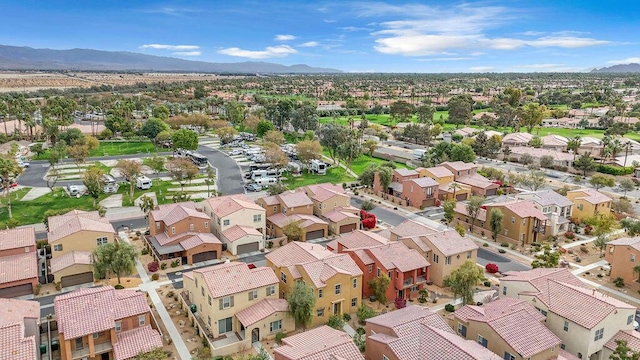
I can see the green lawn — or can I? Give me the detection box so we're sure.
[350,156,408,175]
[283,167,354,189]
[89,141,158,157]
[319,109,497,127]
[441,123,640,141]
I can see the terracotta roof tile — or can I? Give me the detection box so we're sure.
[422,230,478,256]
[277,191,314,208]
[502,132,534,144]
[298,254,363,289]
[489,200,548,220]
[408,177,439,188]
[0,251,38,283]
[454,201,487,222]
[323,209,360,223]
[222,225,262,243]
[0,227,36,251]
[391,219,439,239]
[364,242,429,272]
[195,262,278,298]
[113,325,163,360]
[441,161,478,171]
[0,298,40,327]
[501,268,586,292]
[47,210,115,243]
[334,230,388,250]
[266,241,333,267]
[457,173,500,190]
[558,349,581,360]
[422,166,454,178]
[0,322,37,360]
[518,190,573,208]
[150,201,209,226]
[236,299,288,326]
[204,194,264,218]
[179,233,222,250]
[568,188,612,204]
[303,185,348,203]
[50,251,91,273]
[395,168,418,177]
[274,325,364,360]
[605,330,640,352]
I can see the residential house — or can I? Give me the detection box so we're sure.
[389,219,440,242]
[301,183,360,235]
[54,286,163,360]
[541,135,569,151]
[514,190,572,235]
[47,210,116,288]
[0,298,40,359]
[500,268,636,360]
[182,262,293,356]
[455,127,478,138]
[455,199,548,245]
[416,166,471,201]
[441,161,478,178]
[566,188,612,222]
[508,146,574,168]
[274,325,363,360]
[365,305,502,360]
[448,298,561,360]
[602,331,640,360]
[146,202,222,264]
[0,228,38,298]
[345,242,429,302]
[257,191,328,241]
[605,237,640,285]
[502,132,534,147]
[576,137,604,157]
[387,169,439,207]
[416,166,455,185]
[266,241,363,327]
[439,161,499,196]
[202,195,266,254]
[325,229,388,253]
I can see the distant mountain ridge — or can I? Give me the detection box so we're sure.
[0,45,342,73]
[590,63,640,73]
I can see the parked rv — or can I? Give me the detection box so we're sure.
[136,175,152,190]
[309,159,327,175]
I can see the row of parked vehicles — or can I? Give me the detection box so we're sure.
[176,148,209,167]
[65,174,152,197]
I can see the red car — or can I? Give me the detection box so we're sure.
[247,263,256,269]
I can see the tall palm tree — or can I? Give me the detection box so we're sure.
[567,136,582,160]
[448,182,461,200]
[0,157,23,219]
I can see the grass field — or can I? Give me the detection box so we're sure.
[350,156,408,175]
[440,123,640,141]
[33,141,159,160]
[283,167,354,189]
[319,109,490,127]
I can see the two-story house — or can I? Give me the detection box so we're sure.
[0,298,41,358]
[365,305,503,360]
[54,286,163,360]
[257,191,328,242]
[182,262,293,356]
[325,229,388,253]
[0,228,38,298]
[266,241,363,327]
[566,188,612,222]
[417,166,472,201]
[345,242,430,302]
[448,298,561,360]
[387,169,439,208]
[47,210,116,288]
[605,237,640,285]
[440,161,499,196]
[500,268,636,360]
[145,202,222,265]
[202,195,266,255]
[274,325,364,360]
[301,183,360,235]
[514,190,573,236]
[602,331,640,359]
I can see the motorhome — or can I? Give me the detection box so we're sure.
[254,177,278,187]
[251,169,282,180]
[102,174,119,193]
[413,149,427,160]
[309,159,327,175]
[136,175,153,190]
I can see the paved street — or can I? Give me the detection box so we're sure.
[197,145,245,195]
[350,197,406,226]
[476,248,531,272]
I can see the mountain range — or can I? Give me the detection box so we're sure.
[590,63,640,73]
[0,45,342,73]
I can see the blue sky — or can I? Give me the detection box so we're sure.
[1,0,639,72]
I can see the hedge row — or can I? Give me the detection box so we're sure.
[596,164,635,175]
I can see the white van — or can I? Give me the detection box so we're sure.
[254,177,278,187]
[251,169,282,181]
[136,175,152,190]
[102,174,119,193]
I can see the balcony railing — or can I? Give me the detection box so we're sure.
[533,225,546,234]
[71,342,113,359]
[416,275,428,283]
[181,292,214,340]
[403,278,414,287]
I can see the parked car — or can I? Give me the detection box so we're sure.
[245,183,262,192]
[17,161,29,168]
[229,149,243,156]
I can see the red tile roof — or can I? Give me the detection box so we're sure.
[441,161,478,171]
[204,194,264,218]
[605,330,640,352]
[0,251,38,283]
[0,322,37,360]
[394,168,418,177]
[0,298,40,327]
[608,237,640,252]
[195,262,278,298]
[501,268,586,292]
[222,225,262,243]
[422,229,478,256]
[235,298,288,326]
[278,191,314,208]
[266,241,333,267]
[568,188,612,204]
[113,325,163,360]
[408,177,439,188]
[297,254,363,289]
[457,173,499,190]
[0,227,36,251]
[304,183,347,202]
[47,210,115,243]
[268,213,328,229]
[333,230,388,250]
[363,242,429,272]
[454,201,487,222]
[323,209,360,223]
[491,200,547,220]
[390,219,439,239]
[50,251,92,273]
[275,325,364,360]
[54,286,151,339]
[150,201,209,226]
[179,233,222,250]
[422,166,454,178]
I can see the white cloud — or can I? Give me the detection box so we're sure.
[469,66,494,72]
[173,51,201,56]
[323,19,336,23]
[416,57,470,62]
[607,57,640,64]
[141,44,200,51]
[218,45,297,59]
[340,26,372,32]
[275,34,296,41]
[299,41,320,47]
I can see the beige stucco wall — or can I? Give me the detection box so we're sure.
[422,240,476,287]
[605,243,640,285]
[207,207,266,239]
[314,193,351,216]
[52,263,93,280]
[227,234,263,255]
[50,230,115,259]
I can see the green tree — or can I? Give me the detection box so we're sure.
[141,117,170,142]
[326,314,345,330]
[363,139,378,157]
[416,104,435,124]
[443,199,456,224]
[448,95,473,128]
[466,196,485,231]
[134,348,169,360]
[360,200,376,212]
[283,221,303,242]
[287,281,316,331]
[567,136,582,160]
[573,153,596,176]
[584,212,618,238]
[291,102,319,132]
[216,126,238,145]
[445,260,485,305]
[489,208,503,241]
[369,274,391,304]
[356,304,377,324]
[266,184,287,196]
[82,166,104,207]
[31,143,44,157]
[139,195,155,215]
[593,235,609,257]
[144,155,165,183]
[295,140,323,166]
[531,245,560,268]
[634,265,640,283]
[619,178,636,197]
[152,105,170,120]
[609,340,640,360]
[171,128,198,152]
[389,100,415,123]
[319,123,349,164]
[223,99,247,125]
[0,156,23,218]
[167,158,199,191]
[117,159,143,200]
[589,173,616,190]
[256,120,274,137]
[92,241,137,284]
[449,143,476,162]
[520,103,546,133]
[205,165,216,197]
[264,130,285,145]
[539,155,554,168]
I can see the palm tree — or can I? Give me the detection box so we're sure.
[0,157,23,219]
[502,146,512,161]
[448,182,461,200]
[608,139,624,160]
[634,264,640,283]
[567,136,582,160]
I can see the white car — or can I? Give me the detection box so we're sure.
[17,161,29,168]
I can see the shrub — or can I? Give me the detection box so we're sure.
[597,274,604,278]
[356,327,366,335]
[498,249,506,253]
[614,277,625,287]
[564,231,575,239]
[55,282,61,291]
[160,263,167,270]
[279,239,285,247]
[483,281,491,287]
[444,304,455,312]
[394,297,407,309]
[500,242,509,247]
[357,304,377,324]
[147,261,159,272]
[343,313,351,321]
[485,263,499,274]
[114,284,125,290]
[580,245,589,254]
[33,284,41,295]
[275,332,287,345]
[483,243,489,247]
[327,314,345,329]
[151,273,159,281]
[170,260,179,268]
[597,164,634,176]
[166,291,175,297]
[267,241,273,249]
[141,248,149,255]
[584,225,593,235]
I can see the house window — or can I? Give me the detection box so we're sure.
[223,219,230,226]
[317,308,324,317]
[368,264,373,273]
[318,289,323,298]
[522,219,526,225]
[208,295,211,305]
[204,222,209,229]
[629,315,635,325]
[273,206,277,212]
[281,273,287,283]
[563,320,569,331]
[53,244,63,251]
[433,254,439,263]
[457,323,467,337]
[577,204,583,210]
[253,214,262,222]
[377,268,380,277]
[156,222,160,229]
[352,298,357,307]
[594,328,604,341]
[388,271,392,279]
[477,335,488,348]
[267,286,275,296]
[511,217,515,224]
[353,278,357,288]
[201,286,204,296]
[171,226,176,234]
[283,208,287,214]
[560,344,566,350]
[249,290,258,301]
[195,278,198,287]
[502,286,507,295]
[466,251,472,259]
[75,337,83,350]
[445,256,451,265]
[96,237,108,246]
[335,284,341,295]
[138,315,145,326]
[222,296,232,309]
[190,224,194,231]
[93,332,99,339]
[504,352,515,360]
[270,320,282,333]
[208,316,211,326]
[218,317,233,334]
[115,321,122,332]
[632,254,636,263]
